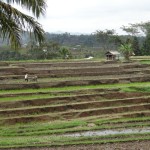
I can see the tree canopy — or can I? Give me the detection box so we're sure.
[0,0,46,48]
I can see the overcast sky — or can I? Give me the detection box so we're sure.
[18,0,150,34]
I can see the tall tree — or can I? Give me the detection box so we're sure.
[121,25,139,36]
[0,0,46,48]
[121,25,142,56]
[131,22,150,55]
[95,29,121,50]
[142,33,150,55]
[132,37,141,56]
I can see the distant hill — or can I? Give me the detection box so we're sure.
[0,31,145,51]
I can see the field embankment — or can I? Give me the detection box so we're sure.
[0,60,150,149]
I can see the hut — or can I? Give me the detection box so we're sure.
[105,51,120,61]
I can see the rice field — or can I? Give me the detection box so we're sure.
[0,59,150,149]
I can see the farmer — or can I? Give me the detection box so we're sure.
[25,73,28,82]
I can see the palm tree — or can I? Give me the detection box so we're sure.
[0,0,46,48]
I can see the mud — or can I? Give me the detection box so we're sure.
[0,91,147,109]
[0,96,150,118]
[1,103,149,125]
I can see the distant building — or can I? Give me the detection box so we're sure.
[105,51,120,61]
[85,56,94,60]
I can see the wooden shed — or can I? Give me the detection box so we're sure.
[105,51,120,61]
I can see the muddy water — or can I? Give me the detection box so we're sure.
[64,128,150,137]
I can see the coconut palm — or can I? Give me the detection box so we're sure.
[0,0,46,48]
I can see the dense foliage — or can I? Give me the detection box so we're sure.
[0,32,146,60]
[1,21,150,60]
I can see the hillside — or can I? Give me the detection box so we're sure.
[0,60,150,149]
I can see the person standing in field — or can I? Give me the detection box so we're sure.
[25,73,28,82]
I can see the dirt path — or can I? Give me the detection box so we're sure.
[4,141,150,150]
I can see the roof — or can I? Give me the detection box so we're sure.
[105,51,120,55]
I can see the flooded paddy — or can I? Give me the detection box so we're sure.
[64,127,150,137]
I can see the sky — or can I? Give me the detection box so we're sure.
[17,0,150,34]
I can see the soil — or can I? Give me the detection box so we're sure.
[1,96,149,116]
[0,91,147,109]
[1,91,149,125]
[4,141,150,150]
[0,61,150,90]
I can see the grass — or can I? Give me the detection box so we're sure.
[2,58,104,63]
[125,86,150,92]
[93,116,150,125]
[1,81,150,95]
[0,132,150,148]
[2,95,148,109]
[1,102,149,118]
[140,60,150,64]
[0,116,149,136]
[1,121,148,137]
[0,73,146,84]
[0,93,73,102]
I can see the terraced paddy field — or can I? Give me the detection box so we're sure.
[0,60,150,149]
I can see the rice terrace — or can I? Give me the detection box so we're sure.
[0,58,150,150]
